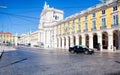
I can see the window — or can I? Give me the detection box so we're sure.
[102,10,105,15]
[72,20,75,32]
[60,25,61,34]
[101,18,106,27]
[113,15,118,25]
[85,22,88,30]
[68,22,70,32]
[85,16,88,31]
[85,16,87,21]
[92,20,96,29]
[93,13,96,18]
[54,15,59,20]
[78,18,81,30]
[113,6,118,11]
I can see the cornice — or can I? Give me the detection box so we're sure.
[53,0,119,27]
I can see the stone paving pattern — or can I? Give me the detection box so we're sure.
[0,47,120,75]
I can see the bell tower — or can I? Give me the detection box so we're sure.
[38,2,64,29]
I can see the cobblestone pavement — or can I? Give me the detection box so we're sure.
[0,47,120,75]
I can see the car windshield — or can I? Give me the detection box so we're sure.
[70,45,87,48]
[79,45,86,48]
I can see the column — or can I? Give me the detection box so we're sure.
[59,37,62,48]
[66,37,69,49]
[38,31,40,46]
[54,27,57,48]
[89,33,93,49]
[62,37,64,48]
[15,33,18,46]
[81,34,85,46]
[97,32,103,51]
[108,31,113,51]
[44,31,46,48]
[70,36,74,47]
[76,35,79,45]
[57,38,60,48]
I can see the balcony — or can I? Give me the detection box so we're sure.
[77,30,81,33]
[72,31,75,34]
[84,29,88,32]
[63,33,66,35]
[59,34,61,36]
[111,24,119,28]
[100,26,106,29]
[67,32,70,35]
[91,27,96,31]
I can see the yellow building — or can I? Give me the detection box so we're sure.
[19,31,42,47]
[0,32,17,46]
[56,0,120,51]
[19,0,120,51]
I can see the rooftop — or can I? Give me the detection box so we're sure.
[0,32,12,35]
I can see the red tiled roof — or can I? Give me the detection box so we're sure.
[0,32,12,35]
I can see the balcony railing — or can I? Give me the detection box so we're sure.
[59,34,61,36]
[72,31,75,34]
[63,33,66,35]
[111,24,119,28]
[77,30,81,33]
[91,27,96,31]
[100,25,106,29]
[84,29,88,32]
[67,32,70,35]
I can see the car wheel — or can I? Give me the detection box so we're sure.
[84,51,89,54]
[70,50,75,53]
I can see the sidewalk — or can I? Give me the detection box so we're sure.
[0,46,16,52]
[20,46,120,53]
[95,49,120,53]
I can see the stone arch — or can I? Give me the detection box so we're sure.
[64,37,66,47]
[68,36,70,47]
[57,38,59,47]
[60,37,62,48]
[73,35,76,45]
[93,33,98,49]
[113,30,119,49]
[102,31,108,49]
[85,34,89,48]
[78,35,82,45]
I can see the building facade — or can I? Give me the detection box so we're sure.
[0,32,18,46]
[20,0,120,51]
[56,0,120,51]
[38,2,64,48]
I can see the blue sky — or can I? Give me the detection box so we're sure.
[0,0,100,35]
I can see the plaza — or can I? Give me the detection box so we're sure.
[0,47,120,75]
[19,0,120,52]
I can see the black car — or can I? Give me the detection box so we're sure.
[69,45,94,54]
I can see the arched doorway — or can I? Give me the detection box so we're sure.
[68,36,70,47]
[79,35,82,45]
[64,37,66,47]
[102,32,108,49]
[113,30,118,49]
[60,37,62,48]
[85,34,89,48]
[93,33,98,49]
[73,36,76,45]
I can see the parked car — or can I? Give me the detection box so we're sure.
[69,45,94,54]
